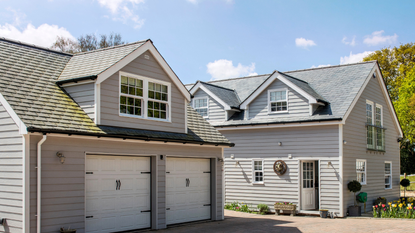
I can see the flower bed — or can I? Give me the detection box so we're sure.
[224,202,251,213]
[274,202,296,216]
[373,198,415,218]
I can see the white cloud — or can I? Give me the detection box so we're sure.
[207,59,258,80]
[0,23,75,48]
[340,51,373,65]
[311,64,331,68]
[295,37,316,49]
[363,30,398,46]
[342,36,356,46]
[97,0,145,29]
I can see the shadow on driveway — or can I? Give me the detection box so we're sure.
[158,215,301,233]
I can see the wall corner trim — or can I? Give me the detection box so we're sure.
[0,92,27,134]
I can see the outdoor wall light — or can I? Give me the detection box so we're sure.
[218,158,224,162]
[56,152,65,164]
[343,140,347,145]
[278,142,282,146]
[235,161,240,167]
[0,218,5,225]
[230,154,235,159]
[327,161,332,168]
[288,154,292,159]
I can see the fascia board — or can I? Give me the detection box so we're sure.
[240,72,318,109]
[0,92,27,134]
[191,83,232,110]
[96,41,191,102]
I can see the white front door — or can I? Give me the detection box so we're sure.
[166,157,211,225]
[301,161,315,210]
[85,155,151,233]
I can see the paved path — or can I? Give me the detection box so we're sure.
[154,210,415,233]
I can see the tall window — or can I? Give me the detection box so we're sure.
[356,159,367,185]
[252,160,264,184]
[375,104,384,150]
[269,89,288,113]
[193,98,208,117]
[366,101,374,149]
[385,162,392,189]
[119,73,170,121]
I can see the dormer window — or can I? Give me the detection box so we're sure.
[193,97,208,118]
[268,89,288,113]
[119,72,171,121]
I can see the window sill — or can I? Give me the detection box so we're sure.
[366,148,385,152]
[385,187,392,190]
[268,111,289,115]
[359,182,367,186]
[252,182,264,185]
[119,113,172,123]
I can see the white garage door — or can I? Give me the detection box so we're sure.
[85,155,151,233]
[166,157,211,225]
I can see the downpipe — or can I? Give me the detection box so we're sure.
[36,134,47,233]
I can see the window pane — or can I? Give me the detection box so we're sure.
[120,105,126,113]
[149,91,154,99]
[385,163,391,174]
[149,82,154,91]
[120,96,126,105]
[271,103,277,111]
[128,77,135,86]
[127,106,134,115]
[154,110,160,118]
[121,85,128,94]
[155,84,161,92]
[136,79,143,88]
[162,85,168,93]
[366,103,373,124]
[280,91,287,100]
[134,107,141,116]
[160,103,166,111]
[161,111,166,119]
[127,97,134,106]
[148,101,153,109]
[121,76,128,84]
[162,93,167,101]
[155,92,161,100]
[148,109,153,118]
[154,102,160,110]
[136,88,143,97]
[134,99,141,107]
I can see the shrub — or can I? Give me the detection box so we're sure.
[257,204,269,215]
[347,180,362,206]
[401,179,411,197]
[224,201,251,213]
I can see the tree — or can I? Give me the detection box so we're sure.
[51,33,126,53]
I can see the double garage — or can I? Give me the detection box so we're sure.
[85,155,214,233]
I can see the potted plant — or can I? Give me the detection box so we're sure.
[60,227,76,233]
[274,202,296,216]
[400,178,410,202]
[319,209,329,218]
[347,180,362,216]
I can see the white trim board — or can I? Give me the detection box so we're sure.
[240,72,322,109]
[0,92,27,134]
[190,82,232,110]
[96,41,191,102]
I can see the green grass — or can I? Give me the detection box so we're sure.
[400,175,415,191]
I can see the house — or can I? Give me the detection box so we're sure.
[186,61,403,217]
[0,38,234,233]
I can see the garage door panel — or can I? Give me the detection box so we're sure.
[166,157,211,225]
[86,155,151,233]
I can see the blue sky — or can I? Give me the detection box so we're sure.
[0,0,414,84]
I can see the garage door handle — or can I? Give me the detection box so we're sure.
[86,216,93,218]
[116,180,120,190]
[119,180,122,190]
[166,208,170,210]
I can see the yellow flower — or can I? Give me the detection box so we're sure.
[399,204,403,208]
[388,202,392,206]
[407,207,411,210]
[392,204,397,208]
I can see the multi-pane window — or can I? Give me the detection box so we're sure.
[303,162,314,189]
[385,162,392,189]
[366,101,374,149]
[194,98,208,117]
[356,160,367,185]
[119,73,170,121]
[375,105,384,150]
[120,76,143,116]
[269,90,288,112]
[253,160,264,183]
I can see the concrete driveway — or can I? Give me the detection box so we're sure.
[155,210,415,233]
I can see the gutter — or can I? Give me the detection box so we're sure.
[36,134,47,233]
[27,127,235,148]
[55,75,97,86]
[215,118,343,128]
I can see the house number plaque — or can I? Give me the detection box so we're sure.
[273,160,287,175]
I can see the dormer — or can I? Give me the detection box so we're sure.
[57,40,191,134]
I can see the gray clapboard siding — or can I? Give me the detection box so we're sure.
[100,51,186,134]
[192,89,226,121]
[29,135,222,233]
[63,83,95,121]
[343,70,400,215]
[249,79,309,119]
[0,104,23,233]
[220,125,340,213]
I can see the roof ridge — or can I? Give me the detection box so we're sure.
[284,60,377,73]
[0,37,73,56]
[205,73,273,84]
[73,39,150,56]
[200,81,236,92]
[277,71,308,84]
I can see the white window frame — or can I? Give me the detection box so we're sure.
[375,104,384,150]
[252,159,264,184]
[356,159,367,185]
[366,100,374,149]
[193,97,209,118]
[385,161,392,189]
[375,104,383,126]
[268,88,289,114]
[119,71,172,122]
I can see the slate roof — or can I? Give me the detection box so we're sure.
[197,81,241,108]
[186,61,377,127]
[0,38,232,146]
[58,40,148,81]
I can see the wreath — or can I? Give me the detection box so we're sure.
[273,160,287,175]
